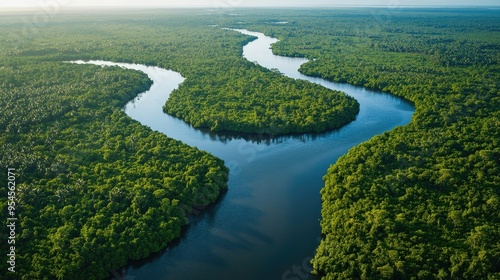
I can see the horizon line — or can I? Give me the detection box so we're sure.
[1,4,500,9]
[1,5,499,13]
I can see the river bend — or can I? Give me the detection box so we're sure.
[73,29,414,280]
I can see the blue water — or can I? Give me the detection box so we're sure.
[75,29,414,280]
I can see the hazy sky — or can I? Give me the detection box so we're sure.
[1,0,498,8]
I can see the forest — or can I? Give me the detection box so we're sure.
[164,65,359,135]
[0,9,359,137]
[0,8,358,279]
[0,60,229,279]
[0,11,238,280]
[0,7,499,280]
[219,8,500,279]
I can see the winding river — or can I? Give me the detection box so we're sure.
[75,29,414,280]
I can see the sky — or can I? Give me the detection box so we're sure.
[0,0,498,8]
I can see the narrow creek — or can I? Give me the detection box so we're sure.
[74,29,414,280]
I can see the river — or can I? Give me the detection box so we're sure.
[74,29,414,280]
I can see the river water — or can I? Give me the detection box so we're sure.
[74,29,414,280]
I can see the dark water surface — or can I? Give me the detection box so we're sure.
[74,29,414,280]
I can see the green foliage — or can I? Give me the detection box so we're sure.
[0,14,230,279]
[0,9,358,136]
[164,63,358,134]
[222,8,500,279]
[0,7,498,280]
[210,8,500,279]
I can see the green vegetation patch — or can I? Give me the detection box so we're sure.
[164,60,359,135]
[0,9,358,278]
[0,44,228,280]
[222,8,500,279]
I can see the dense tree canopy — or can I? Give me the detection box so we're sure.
[221,8,500,279]
[0,9,358,136]
[0,12,234,279]
[0,7,498,280]
[164,64,358,135]
[0,8,357,279]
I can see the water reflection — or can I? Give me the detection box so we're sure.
[196,126,344,144]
